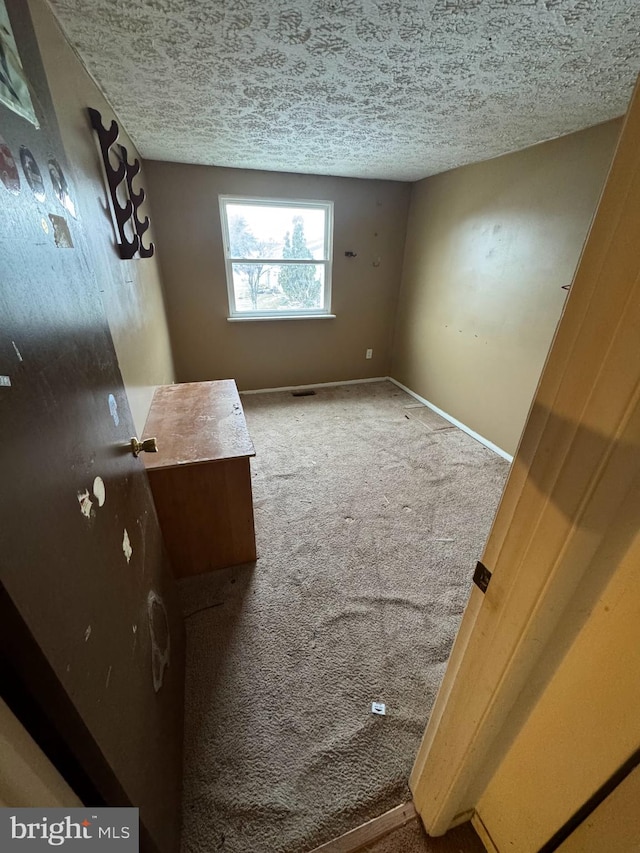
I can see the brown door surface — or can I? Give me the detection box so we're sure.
[0,3,184,852]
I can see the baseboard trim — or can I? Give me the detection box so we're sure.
[471,812,500,853]
[240,377,387,395]
[387,377,514,463]
[308,802,418,853]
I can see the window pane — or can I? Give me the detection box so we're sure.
[226,203,327,260]
[231,263,325,312]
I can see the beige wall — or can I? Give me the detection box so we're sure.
[144,162,410,389]
[391,120,621,456]
[0,698,81,807]
[30,0,175,432]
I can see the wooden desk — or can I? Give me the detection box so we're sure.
[142,380,256,577]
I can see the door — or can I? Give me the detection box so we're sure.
[409,74,640,844]
[554,763,640,853]
[0,3,184,852]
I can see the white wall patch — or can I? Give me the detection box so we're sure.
[84,625,92,642]
[108,393,119,426]
[0,376,11,387]
[92,475,106,507]
[11,341,23,361]
[122,527,132,563]
[77,489,93,518]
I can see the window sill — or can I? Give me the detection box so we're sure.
[227,314,336,322]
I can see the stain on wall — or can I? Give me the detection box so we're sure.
[108,394,119,426]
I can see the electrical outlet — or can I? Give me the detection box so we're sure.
[366,348,373,359]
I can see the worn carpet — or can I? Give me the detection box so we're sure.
[179,381,508,853]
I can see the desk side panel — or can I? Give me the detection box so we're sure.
[148,459,257,576]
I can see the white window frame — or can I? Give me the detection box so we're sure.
[219,195,334,320]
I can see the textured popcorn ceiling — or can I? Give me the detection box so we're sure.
[49,0,640,181]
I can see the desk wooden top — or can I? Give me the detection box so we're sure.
[142,380,255,470]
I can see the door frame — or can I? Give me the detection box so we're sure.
[410,75,640,835]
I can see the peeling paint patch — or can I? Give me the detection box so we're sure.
[12,341,23,361]
[49,213,74,248]
[108,394,119,426]
[122,528,132,562]
[0,376,11,387]
[84,625,92,642]
[93,476,106,507]
[147,590,170,693]
[77,489,93,518]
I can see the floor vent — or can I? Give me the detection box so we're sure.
[291,389,316,397]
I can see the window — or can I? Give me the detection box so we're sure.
[219,196,334,319]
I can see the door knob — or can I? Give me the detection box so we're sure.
[131,436,158,456]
